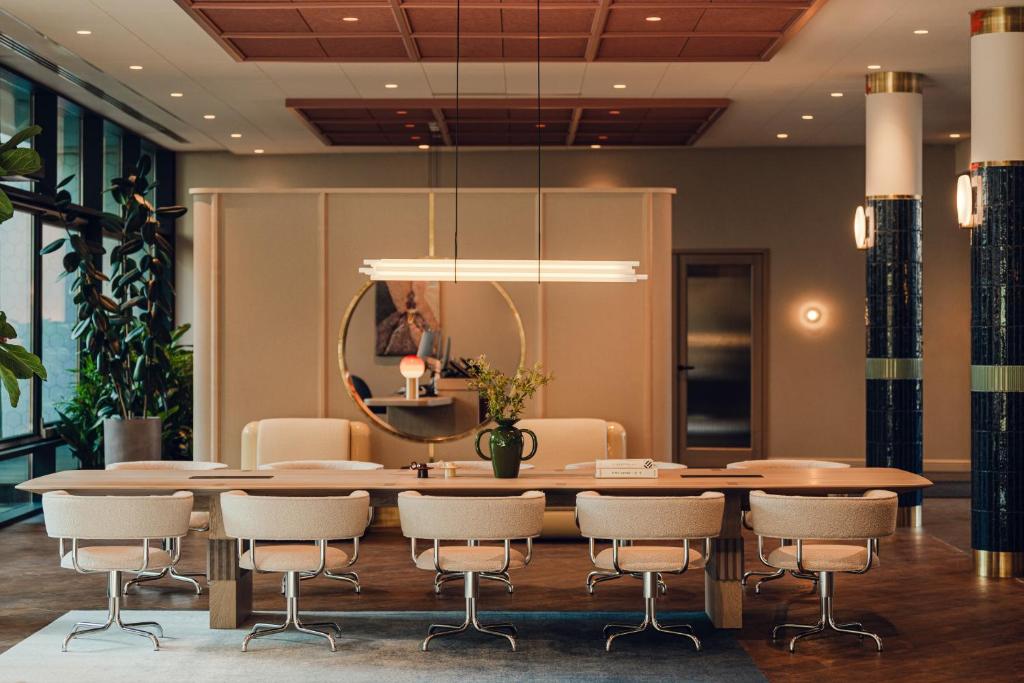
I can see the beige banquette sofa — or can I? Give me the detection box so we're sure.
[515,418,627,537]
[241,418,372,470]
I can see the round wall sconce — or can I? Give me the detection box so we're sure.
[853,205,874,249]
[956,173,975,228]
[803,307,823,324]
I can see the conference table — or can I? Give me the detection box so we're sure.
[17,466,931,630]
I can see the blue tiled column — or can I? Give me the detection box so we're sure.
[969,7,1024,577]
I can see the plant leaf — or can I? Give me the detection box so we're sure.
[0,148,42,176]
[0,365,21,408]
[39,237,67,255]
[1,342,46,380]
[0,124,41,154]
[0,190,12,224]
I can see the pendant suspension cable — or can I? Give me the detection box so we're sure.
[454,0,461,283]
[536,0,541,284]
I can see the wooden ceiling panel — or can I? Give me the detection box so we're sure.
[287,97,729,147]
[175,0,826,63]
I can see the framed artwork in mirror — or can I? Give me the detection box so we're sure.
[375,281,439,357]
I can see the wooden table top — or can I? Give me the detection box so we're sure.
[17,466,932,496]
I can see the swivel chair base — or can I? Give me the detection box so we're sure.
[603,572,700,652]
[587,570,667,595]
[422,572,518,651]
[771,571,882,653]
[63,571,164,652]
[245,572,341,652]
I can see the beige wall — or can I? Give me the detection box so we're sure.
[178,144,970,470]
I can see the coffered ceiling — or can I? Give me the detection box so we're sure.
[0,1,984,153]
[176,0,824,63]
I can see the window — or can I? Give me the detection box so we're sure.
[0,72,32,191]
[0,454,33,524]
[41,223,78,424]
[102,121,123,213]
[0,210,34,440]
[57,99,83,204]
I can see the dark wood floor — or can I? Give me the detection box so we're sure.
[1,498,1021,682]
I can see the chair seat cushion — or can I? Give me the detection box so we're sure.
[594,546,704,573]
[767,544,877,572]
[415,546,526,572]
[239,545,350,573]
[189,511,210,531]
[61,546,173,572]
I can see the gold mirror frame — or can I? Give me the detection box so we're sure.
[338,279,526,443]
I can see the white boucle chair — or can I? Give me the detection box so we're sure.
[398,491,545,652]
[220,490,371,652]
[256,460,382,593]
[107,460,228,595]
[42,490,193,651]
[727,459,851,593]
[575,491,724,652]
[749,489,897,652]
[240,418,371,469]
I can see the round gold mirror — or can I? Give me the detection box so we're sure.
[338,280,525,443]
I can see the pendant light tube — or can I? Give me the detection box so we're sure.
[359,259,647,283]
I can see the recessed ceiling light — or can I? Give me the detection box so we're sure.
[203,114,216,120]
[396,110,407,115]
[76,30,92,35]
[801,114,814,120]
[254,149,265,154]
[913,29,929,35]
[830,92,844,98]
[949,133,962,139]
[230,133,242,138]
[342,16,359,22]
[645,16,662,22]
[536,123,546,128]
[613,84,627,89]
[776,133,789,139]
[411,135,421,140]
[385,83,399,89]
[609,110,620,115]
[598,135,608,140]
[129,65,143,70]
[867,64,882,70]
[591,144,602,149]
[418,144,430,150]
[404,123,415,128]
[170,92,184,97]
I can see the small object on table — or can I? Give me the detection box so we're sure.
[408,462,430,479]
[438,461,458,479]
[594,458,657,479]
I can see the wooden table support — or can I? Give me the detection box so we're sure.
[705,493,744,628]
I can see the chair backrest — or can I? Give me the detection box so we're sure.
[576,491,724,540]
[749,490,898,540]
[727,459,850,470]
[107,461,228,471]
[42,490,193,540]
[514,418,626,468]
[241,418,371,469]
[398,491,545,541]
[220,490,370,541]
[259,460,383,471]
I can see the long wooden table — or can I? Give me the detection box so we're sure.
[17,466,931,630]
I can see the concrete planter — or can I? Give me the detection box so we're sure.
[103,417,162,465]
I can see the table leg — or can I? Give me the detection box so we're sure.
[205,495,252,629]
[705,492,743,628]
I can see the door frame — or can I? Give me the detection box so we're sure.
[672,249,769,466]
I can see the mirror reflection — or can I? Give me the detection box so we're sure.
[340,280,524,442]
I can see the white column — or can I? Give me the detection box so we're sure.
[865,72,922,196]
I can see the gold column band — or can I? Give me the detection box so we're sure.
[865,194,922,201]
[974,550,1024,577]
[866,358,923,380]
[971,365,1024,392]
[895,505,923,528]
[865,71,923,95]
[971,7,1024,36]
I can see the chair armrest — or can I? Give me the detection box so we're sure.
[240,421,260,470]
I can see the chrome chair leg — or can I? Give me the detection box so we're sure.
[587,570,668,595]
[770,572,882,653]
[63,572,163,652]
[434,570,513,595]
[244,572,340,653]
[124,539,205,595]
[603,572,700,652]
[422,572,518,652]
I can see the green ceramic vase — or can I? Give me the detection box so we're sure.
[474,418,538,478]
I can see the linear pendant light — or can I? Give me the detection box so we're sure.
[358,0,647,285]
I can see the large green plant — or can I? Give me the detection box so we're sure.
[52,356,109,469]
[0,125,46,407]
[43,155,186,419]
[162,324,193,460]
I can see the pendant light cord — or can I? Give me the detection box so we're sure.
[536,0,541,284]
[454,0,462,283]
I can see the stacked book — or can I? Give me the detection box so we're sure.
[594,458,658,479]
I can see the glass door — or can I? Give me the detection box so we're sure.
[675,253,764,466]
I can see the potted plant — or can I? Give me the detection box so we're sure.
[43,154,187,464]
[468,355,552,478]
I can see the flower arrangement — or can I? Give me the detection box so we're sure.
[467,355,553,422]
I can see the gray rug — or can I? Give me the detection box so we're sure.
[0,610,766,682]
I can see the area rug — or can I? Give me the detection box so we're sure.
[0,610,766,683]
